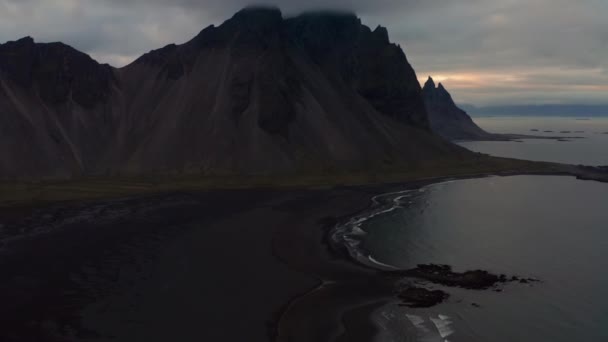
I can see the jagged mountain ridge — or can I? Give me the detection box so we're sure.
[422,76,496,140]
[0,7,464,180]
[422,78,565,142]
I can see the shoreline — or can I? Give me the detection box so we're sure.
[275,171,599,340]
[4,154,608,209]
[1,171,607,341]
[273,172,556,341]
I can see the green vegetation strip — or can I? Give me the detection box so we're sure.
[0,156,571,208]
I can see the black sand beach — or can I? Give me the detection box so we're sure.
[0,186,394,342]
[1,171,606,342]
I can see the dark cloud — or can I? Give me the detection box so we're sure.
[0,0,606,105]
[98,0,467,16]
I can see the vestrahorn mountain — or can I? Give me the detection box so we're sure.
[0,7,465,180]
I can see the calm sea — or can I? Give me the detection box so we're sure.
[338,176,608,342]
[459,116,608,165]
[338,116,608,341]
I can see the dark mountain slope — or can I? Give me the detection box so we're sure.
[422,76,496,140]
[422,77,572,142]
[0,37,119,179]
[0,7,464,180]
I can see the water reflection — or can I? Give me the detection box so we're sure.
[357,176,608,341]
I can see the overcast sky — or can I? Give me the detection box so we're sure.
[0,0,606,106]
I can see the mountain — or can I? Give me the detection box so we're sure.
[0,37,117,179]
[422,77,496,140]
[0,7,464,180]
[461,104,608,117]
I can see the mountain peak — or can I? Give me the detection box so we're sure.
[373,25,389,43]
[422,79,455,107]
[422,80,491,140]
[0,36,35,50]
[435,83,453,102]
[16,36,35,45]
[423,76,436,90]
[0,35,114,107]
[436,82,454,100]
[231,6,283,25]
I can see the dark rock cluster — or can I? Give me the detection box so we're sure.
[397,286,449,308]
[390,264,541,307]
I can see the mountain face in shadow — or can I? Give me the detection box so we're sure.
[422,77,494,141]
[0,7,463,180]
[0,37,117,179]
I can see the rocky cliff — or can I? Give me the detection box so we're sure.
[422,77,494,140]
[0,7,464,180]
[0,37,118,179]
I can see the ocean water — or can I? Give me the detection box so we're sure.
[459,116,608,165]
[337,176,608,342]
